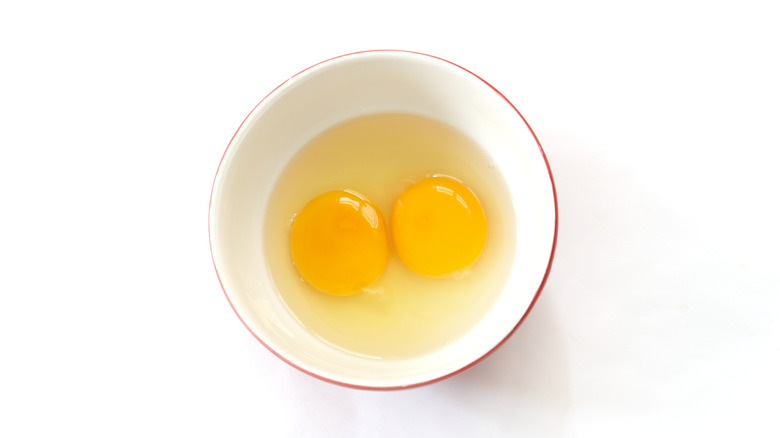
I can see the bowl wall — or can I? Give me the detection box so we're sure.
[209,51,557,389]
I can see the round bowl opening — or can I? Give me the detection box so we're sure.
[209,51,557,389]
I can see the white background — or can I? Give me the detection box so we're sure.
[2,0,778,436]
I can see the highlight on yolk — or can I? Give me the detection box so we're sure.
[290,190,389,296]
[391,175,487,277]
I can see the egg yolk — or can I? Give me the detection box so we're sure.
[391,176,487,276]
[290,190,389,296]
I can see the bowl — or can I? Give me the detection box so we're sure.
[209,50,557,389]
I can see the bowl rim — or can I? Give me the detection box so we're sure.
[208,49,559,390]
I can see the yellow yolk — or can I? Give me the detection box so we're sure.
[391,176,487,276]
[290,190,389,295]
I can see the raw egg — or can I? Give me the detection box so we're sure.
[290,190,389,296]
[391,176,487,276]
[265,113,515,359]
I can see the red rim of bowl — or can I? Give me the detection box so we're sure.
[208,50,559,390]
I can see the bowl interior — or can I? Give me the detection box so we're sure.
[209,51,556,388]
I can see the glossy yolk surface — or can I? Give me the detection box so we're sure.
[391,176,487,276]
[290,190,389,295]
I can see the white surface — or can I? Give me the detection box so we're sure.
[210,51,556,388]
[1,0,778,436]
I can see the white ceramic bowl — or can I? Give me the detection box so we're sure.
[209,50,557,389]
